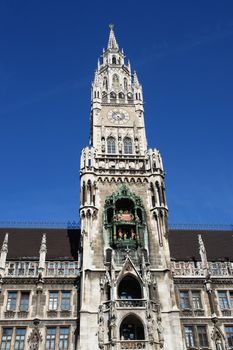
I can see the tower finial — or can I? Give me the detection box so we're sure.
[107,23,119,50]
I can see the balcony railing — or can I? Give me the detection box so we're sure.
[104,341,147,350]
[45,261,79,277]
[6,262,39,277]
[5,261,79,277]
[171,261,233,277]
[116,299,146,308]
[180,308,205,317]
[120,340,146,349]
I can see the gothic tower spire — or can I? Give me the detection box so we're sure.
[79,26,183,350]
[107,24,119,50]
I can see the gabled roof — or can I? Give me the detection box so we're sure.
[0,228,80,260]
[169,229,233,261]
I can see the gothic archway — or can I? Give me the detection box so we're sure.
[120,314,145,340]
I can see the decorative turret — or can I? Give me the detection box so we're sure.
[198,234,209,276]
[107,24,119,50]
[38,233,47,276]
[0,233,8,275]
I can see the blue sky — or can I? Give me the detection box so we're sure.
[0,0,233,226]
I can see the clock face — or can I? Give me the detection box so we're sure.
[108,109,129,124]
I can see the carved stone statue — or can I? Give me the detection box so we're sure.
[28,327,41,350]
[147,316,155,344]
[157,316,164,348]
[110,302,117,342]
[98,305,104,349]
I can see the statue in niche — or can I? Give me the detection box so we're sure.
[110,302,117,341]
[135,138,139,153]
[157,315,164,348]
[98,305,104,348]
[146,307,155,344]
[101,136,105,152]
[118,137,122,153]
[28,327,41,350]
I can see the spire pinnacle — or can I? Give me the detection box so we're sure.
[133,71,140,86]
[107,24,119,50]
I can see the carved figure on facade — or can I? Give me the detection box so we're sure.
[211,321,225,350]
[28,327,42,350]
[110,301,117,342]
[118,137,122,153]
[146,303,156,345]
[98,305,105,349]
[157,315,164,348]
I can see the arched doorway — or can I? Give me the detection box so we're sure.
[120,315,145,340]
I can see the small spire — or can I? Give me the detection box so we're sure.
[108,24,119,50]
[198,234,209,275]
[128,60,131,73]
[0,233,8,273]
[1,233,8,253]
[40,233,47,254]
[39,234,47,276]
[133,70,140,86]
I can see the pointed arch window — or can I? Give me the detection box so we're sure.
[103,77,108,90]
[102,91,107,103]
[110,91,116,102]
[112,74,119,89]
[120,315,145,340]
[124,137,133,154]
[124,78,128,90]
[112,56,117,64]
[119,92,125,101]
[107,137,116,154]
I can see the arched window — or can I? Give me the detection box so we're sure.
[112,56,116,64]
[120,315,145,340]
[103,77,108,90]
[124,137,133,154]
[156,181,162,206]
[110,91,116,102]
[119,92,125,101]
[124,78,128,90]
[118,275,142,300]
[107,137,116,154]
[102,91,107,103]
[112,74,119,89]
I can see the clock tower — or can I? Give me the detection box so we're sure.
[79,26,183,350]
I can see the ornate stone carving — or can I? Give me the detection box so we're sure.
[98,305,104,349]
[28,326,42,350]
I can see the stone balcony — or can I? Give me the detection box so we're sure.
[104,340,148,349]
[5,261,79,278]
[171,261,233,277]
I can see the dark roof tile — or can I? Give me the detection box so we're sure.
[169,229,233,261]
[0,228,80,260]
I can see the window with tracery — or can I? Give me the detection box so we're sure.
[107,137,116,154]
[124,137,133,154]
